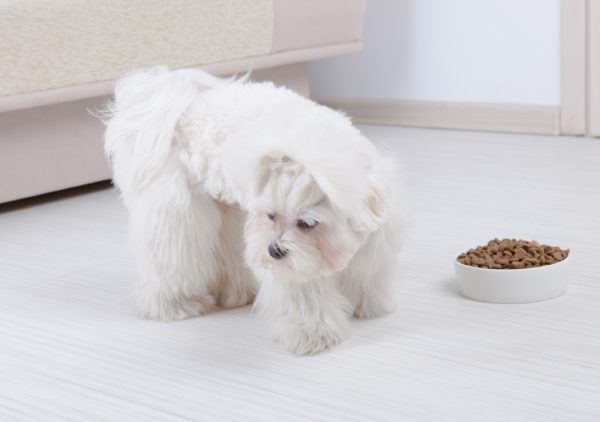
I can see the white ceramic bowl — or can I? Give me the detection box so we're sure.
[454,254,570,303]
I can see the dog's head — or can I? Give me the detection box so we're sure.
[244,153,386,283]
[217,96,391,283]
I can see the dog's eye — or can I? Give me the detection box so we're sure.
[267,213,276,221]
[297,219,318,230]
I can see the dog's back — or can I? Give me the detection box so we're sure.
[104,67,231,197]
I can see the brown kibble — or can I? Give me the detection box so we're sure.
[514,251,528,260]
[457,239,569,270]
[473,257,485,266]
[510,261,525,269]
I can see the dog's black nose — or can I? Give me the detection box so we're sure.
[268,243,287,259]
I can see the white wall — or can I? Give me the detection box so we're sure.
[310,0,560,105]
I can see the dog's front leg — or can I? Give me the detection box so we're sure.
[255,276,352,355]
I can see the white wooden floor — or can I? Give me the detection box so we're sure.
[1,126,600,421]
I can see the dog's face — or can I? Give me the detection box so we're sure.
[245,157,367,283]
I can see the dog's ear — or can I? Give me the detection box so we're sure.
[349,176,387,232]
[254,155,273,196]
[311,165,388,233]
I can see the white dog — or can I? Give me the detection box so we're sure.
[104,67,403,355]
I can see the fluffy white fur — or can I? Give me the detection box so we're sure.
[104,67,403,355]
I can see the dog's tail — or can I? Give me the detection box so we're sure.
[103,67,235,195]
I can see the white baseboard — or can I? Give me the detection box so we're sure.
[316,98,560,135]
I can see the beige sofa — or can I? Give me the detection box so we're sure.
[0,0,364,203]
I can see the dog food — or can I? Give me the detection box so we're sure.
[457,239,569,269]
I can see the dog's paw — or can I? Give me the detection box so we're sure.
[277,318,349,355]
[353,297,396,319]
[136,295,213,321]
[353,289,396,319]
[213,282,257,309]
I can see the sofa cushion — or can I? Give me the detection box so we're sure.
[0,0,273,97]
[0,0,365,112]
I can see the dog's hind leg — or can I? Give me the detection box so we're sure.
[349,260,397,320]
[128,169,221,321]
[339,227,399,320]
[211,203,258,308]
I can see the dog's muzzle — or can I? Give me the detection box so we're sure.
[268,243,288,260]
